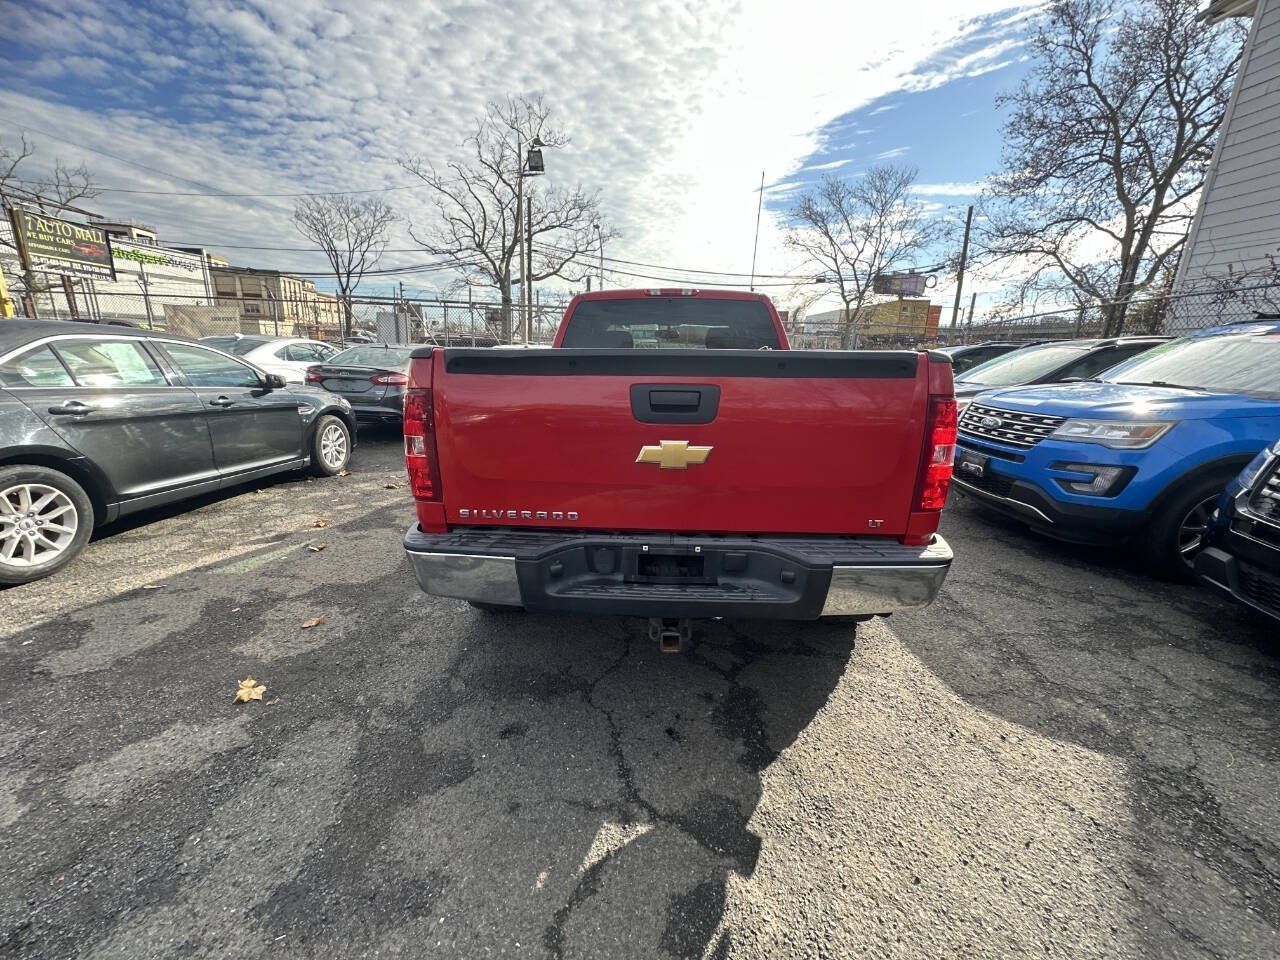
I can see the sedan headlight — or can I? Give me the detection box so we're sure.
[1050,419,1174,449]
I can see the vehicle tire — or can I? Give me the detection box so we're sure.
[0,465,94,586]
[1139,469,1236,581]
[309,415,352,477]
[468,601,524,614]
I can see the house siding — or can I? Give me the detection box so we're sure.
[1174,0,1280,324]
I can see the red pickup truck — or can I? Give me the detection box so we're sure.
[401,289,955,643]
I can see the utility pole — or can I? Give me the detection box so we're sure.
[399,280,407,343]
[594,222,604,290]
[949,204,973,333]
[965,290,976,344]
[749,170,764,291]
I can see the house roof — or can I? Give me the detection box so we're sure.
[1199,0,1258,23]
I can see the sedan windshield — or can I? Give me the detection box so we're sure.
[202,336,271,356]
[956,344,1089,386]
[328,345,416,367]
[1101,331,1280,398]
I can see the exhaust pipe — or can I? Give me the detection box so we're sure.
[649,617,691,653]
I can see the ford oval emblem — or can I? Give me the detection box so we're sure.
[980,415,1002,429]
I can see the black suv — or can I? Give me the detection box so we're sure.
[953,336,1168,408]
[1195,438,1280,624]
[0,320,357,585]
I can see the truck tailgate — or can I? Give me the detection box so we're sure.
[431,349,929,536]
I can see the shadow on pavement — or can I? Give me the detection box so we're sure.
[891,498,1280,959]
[0,533,853,960]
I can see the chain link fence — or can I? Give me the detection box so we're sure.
[6,285,572,346]
[9,274,1280,349]
[786,278,1280,349]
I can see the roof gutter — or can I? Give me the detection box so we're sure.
[1198,0,1257,23]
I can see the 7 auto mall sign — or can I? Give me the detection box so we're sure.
[9,208,115,280]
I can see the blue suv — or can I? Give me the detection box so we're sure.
[951,320,1280,577]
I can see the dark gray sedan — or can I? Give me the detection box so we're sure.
[304,343,416,425]
[0,320,357,585]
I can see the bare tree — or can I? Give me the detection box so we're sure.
[785,164,938,348]
[398,95,614,339]
[979,0,1247,335]
[292,194,396,336]
[0,132,101,310]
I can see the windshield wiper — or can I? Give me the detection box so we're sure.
[1112,380,1207,391]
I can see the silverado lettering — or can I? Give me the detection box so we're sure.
[402,289,956,622]
[458,509,580,520]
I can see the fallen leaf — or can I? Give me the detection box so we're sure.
[265,697,280,706]
[234,676,266,703]
[383,482,402,490]
[337,468,352,477]
[301,614,326,629]
[306,543,327,553]
[253,489,265,495]
[313,518,330,528]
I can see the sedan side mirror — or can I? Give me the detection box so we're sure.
[264,373,287,390]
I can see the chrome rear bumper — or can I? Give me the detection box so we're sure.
[404,528,951,619]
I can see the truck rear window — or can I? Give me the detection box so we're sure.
[560,297,781,349]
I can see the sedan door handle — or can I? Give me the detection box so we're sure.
[47,400,98,415]
[208,396,236,408]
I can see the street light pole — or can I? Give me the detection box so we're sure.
[514,134,523,344]
[513,136,547,343]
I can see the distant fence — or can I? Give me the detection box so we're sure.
[6,287,573,346]
[8,276,1279,349]
[788,278,1280,349]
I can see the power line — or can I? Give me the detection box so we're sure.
[0,115,263,200]
[12,177,424,199]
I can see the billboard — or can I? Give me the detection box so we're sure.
[872,271,930,298]
[9,208,115,280]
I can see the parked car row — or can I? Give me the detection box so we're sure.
[0,322,362,585]
[949,322,1280,625]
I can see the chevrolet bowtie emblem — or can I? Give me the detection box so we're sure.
[635,440,713,470]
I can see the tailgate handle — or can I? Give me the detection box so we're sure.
[650,390,700,409]
[630,384,720,424]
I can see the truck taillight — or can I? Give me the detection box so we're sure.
[403,386,442,505]
[915,397,957,512]
[372,371,408,386]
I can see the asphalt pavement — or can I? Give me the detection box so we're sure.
[1,428,1277,959]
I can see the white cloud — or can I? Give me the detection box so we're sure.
[912,180,987,196]
[0,0,1039,303]
[875,146,911,160]
[802,158,856,172]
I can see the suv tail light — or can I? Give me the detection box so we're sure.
[403,353,444,531]
[304,366,323,384]
[372,371,408,386]
[915,396,957,511]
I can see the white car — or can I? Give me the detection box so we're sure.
[199,335,340,383]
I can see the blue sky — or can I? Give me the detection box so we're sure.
[0,1,1039,313]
